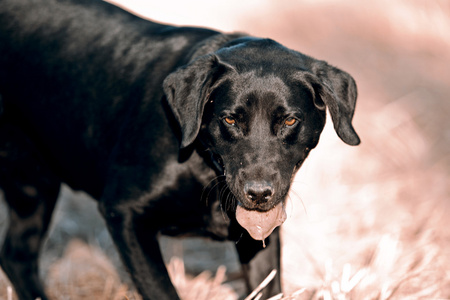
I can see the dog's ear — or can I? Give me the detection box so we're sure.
[304,60,360,146]
[163,54,229,148]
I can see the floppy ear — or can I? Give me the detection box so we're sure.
[163,54,229,148]
[306,60,360,146]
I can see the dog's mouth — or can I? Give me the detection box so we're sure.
[235,201,287,242]
[210,153,288,242]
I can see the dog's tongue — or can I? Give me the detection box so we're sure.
[236,202,287,243]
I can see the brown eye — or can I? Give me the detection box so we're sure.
[224,117,236,125]
[284,117,297,126]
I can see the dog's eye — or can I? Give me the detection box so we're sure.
[284,117,297,127]
[224,117,236,126]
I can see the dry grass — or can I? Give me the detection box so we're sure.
[1,0,450,299]
[0,240,236,300]
[281,111,450,299]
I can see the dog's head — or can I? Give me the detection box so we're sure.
[164,38,359,240]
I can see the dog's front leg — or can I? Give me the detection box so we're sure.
[236,227,282,298]
[99,200,179,300]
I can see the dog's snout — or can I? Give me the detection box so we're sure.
[244,181,274,204]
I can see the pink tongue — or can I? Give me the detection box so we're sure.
[236,202,287,241]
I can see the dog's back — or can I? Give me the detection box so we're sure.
[0,0,218,196]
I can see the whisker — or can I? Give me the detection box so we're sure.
[219,186,232,221]
[204,180,223,205]
[200,175,226,205]
[288,189,308,216]
[235,232,244,245]
[219,184,233,212]
[220,185,233,209]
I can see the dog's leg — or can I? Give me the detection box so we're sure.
[99,199,180,300]
[0,124,60,300]
[236,227,282,298]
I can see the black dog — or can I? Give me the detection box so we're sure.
[0,0,360,299]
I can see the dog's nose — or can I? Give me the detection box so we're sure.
[244,181,274,204]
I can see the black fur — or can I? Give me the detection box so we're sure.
[0,0,360,299]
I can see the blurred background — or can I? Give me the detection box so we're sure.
[1,0,449,299]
